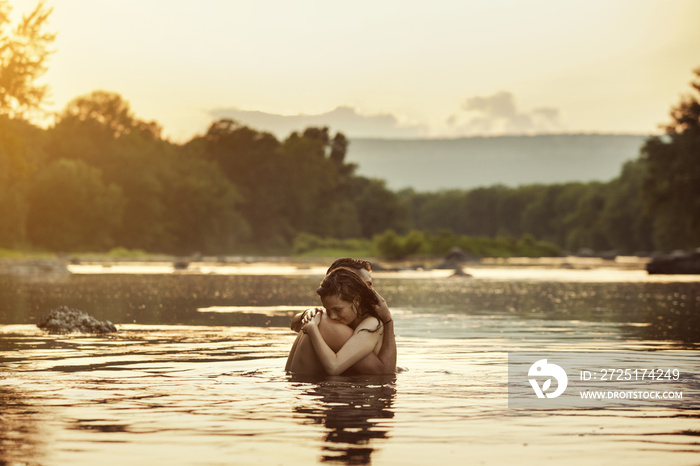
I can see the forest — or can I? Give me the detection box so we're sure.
[1,3,698,259]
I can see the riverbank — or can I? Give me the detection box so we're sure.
[0,258,70,279]
[0,254,652,279]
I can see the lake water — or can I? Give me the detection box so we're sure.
[1,263,699,465]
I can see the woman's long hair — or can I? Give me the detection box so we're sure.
[316,267,381,331]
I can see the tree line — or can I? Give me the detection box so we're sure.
[0,2,697,257]
[1,81,696,257]
[395,159,652,255]
[0,90,409,254]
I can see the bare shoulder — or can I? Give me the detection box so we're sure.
[355,316,383,334]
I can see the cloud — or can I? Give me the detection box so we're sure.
[462,91,518,119]
[448,91,562,135]
[208,106,426,139]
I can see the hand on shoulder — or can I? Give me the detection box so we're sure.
[301,308,322,333]
[372,289,392,324]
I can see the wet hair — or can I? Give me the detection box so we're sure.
[316,267,381,332]
[326,258,372,275]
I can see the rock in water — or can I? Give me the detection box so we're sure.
[646,251,700,275]
[37,306,118,334]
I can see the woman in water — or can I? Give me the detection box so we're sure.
[286,267,385,376]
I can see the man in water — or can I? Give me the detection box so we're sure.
[288,258,396,374]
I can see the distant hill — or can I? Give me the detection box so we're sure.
[346,134,649,191]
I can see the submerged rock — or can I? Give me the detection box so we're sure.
[37,306,118,334]
[435,247,479,270]
[449,267,473,278]
[173,259,190,270]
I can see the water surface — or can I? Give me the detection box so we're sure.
[1,266,699,465]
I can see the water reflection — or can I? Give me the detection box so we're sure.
[0,386,47,464]
[291,376,396,465]
[0,274,320,326]
[381,280,700,344]
[0,273,698,345]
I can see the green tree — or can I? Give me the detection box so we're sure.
[275,130,338,236]
[462,186,509,236]
[562,183,610,252]
[0,116,46,247]
[414,190,469,233]
[200,119,279,190]
[346,177,408,238]
[599,159,653,253]
[373,229,416,260]
[196,119,288,248]
[25,159,125,251]
[57,90,162,139]
[0,1,54,247]
[47,91,176,251]
[641,67,700,251]
[495,186,535,237]
[196,121,366,249]
[329,132,349,169]
[163,155,250,254]
[520,185,561,244]
[0,1,55,118]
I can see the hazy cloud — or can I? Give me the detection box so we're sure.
[462,91,518,119]
[449,91,562,135]
[208,106,426,139]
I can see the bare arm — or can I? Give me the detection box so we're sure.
[285,331,302,372]
[370,290,396,374]
[290,312,304,333]
[327,290,397,374]
[316,314,389,375]
[304,313,383,376]
[379,320,397,371]
[290,303,395,375]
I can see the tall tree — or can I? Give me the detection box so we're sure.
[162,154,249,255]
[25,159,125,251]
[196,119,285,248]
[0,1,55,118]
[562,182,610,252]
[0,1,54,247]
[641,67,700,251]
[599,160,654,253]
[346,177,408,238]
[0,116,46,247]
[47,91,176,250]
[55,90,162,141]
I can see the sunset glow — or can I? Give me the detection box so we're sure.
[11,0,700,141]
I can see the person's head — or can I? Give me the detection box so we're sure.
[316,267,379,328]
[326,258,373,288]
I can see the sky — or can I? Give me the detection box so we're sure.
[11,0,700,141]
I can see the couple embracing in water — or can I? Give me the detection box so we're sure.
[285,258,397,376]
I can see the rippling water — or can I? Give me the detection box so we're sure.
[1,265,699,465]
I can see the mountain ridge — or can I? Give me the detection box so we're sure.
[345,133,650,191]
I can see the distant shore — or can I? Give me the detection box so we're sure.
[0,254,651,279]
